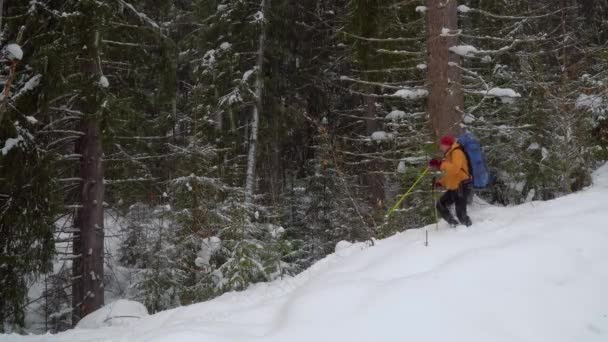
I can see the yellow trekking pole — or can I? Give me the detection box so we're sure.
[432,176,439,231]
[386,167,430,219]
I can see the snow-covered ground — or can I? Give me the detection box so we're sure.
[4,164,608,342]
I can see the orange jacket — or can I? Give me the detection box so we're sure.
[439,143,470,190]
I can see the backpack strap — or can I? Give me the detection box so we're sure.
[454,145,472,179]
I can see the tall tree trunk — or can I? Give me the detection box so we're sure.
[245,0,269,207]
[426,0,464,138]
[72,28,105,326]
[364,93,385,209]
[72,119,104,325]
[0,0,4,41]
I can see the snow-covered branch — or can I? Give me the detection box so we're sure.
[117,0,160,29]
[376,49,422,56]
[339,76,414,90]
[457,5,573,21]
[342,31,423,42]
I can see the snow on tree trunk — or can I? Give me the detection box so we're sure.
[72,28,105,326]
[245,0,268,207]
[426,0,464,138]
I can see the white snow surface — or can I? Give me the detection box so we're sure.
[475,87,522,101]
[486,87,521,98]
[243,68,255,82]
[14,75,42,99]
[457,5,472,13]
[25,116,39,124]
[253,11,264,22]
[1,135,24,156]
[99,76,110,88]
[5,44,24,60]
[195,236,222,268]
[76,300,149,330]
[370,131,394,141]
[392,88,428,100]
[5,164,608,341]
[397,160,407,173]
[449,45,478,57]
[385,109,406,121]
[576,94,605,114]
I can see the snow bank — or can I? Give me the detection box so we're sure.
[5,165,608,342]
[75,300,148,329]
[335,241,370,258]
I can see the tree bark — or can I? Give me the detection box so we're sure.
[72,28,105,326]
[0,0,4,41]
[426,0,464,138]
[72,119,105,325]
[245,0,269,207]
[364,93,385,209]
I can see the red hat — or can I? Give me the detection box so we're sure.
[440,135,455,146]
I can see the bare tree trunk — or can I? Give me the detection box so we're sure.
[245,0,269,207]
[426,0,464,138]
[72,29,105,326]
[364,93,385,209]
[0,0,4,41]
[72,119,105,325]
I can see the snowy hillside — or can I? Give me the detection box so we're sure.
[4,165,608,342]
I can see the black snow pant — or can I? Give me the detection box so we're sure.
[436,182,472,227]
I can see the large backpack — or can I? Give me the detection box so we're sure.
[457,133,491,189]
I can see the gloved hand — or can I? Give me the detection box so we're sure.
[429,159,442,170]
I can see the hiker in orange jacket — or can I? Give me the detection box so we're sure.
[429,135,472,227]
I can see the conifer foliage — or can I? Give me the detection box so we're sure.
[0,0,606,333]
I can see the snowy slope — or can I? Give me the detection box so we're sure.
[4,165,608,342]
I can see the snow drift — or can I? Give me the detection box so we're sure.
[76,300,148,329]
[4,164,608,342]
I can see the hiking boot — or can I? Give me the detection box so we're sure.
[447,218,459,228]
[460,217,472,227]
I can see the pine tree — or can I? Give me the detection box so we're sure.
[0,3,58,331]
